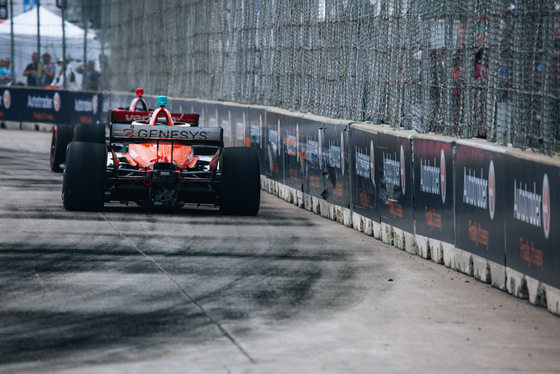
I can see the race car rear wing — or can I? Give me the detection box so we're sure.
[110,122,223,147]
[109,109,200,126]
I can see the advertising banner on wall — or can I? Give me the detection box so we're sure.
[375,132,414,233]
[504,154,560,289]
[319,122,350,207]
[296,118,351,207]
[413,137,455,244]
[228,106,249,148]
[262,110,284,182]
[299,118,329,201]
[0,87,20,122]
[262,110,350,207]
[454,142,506,265]
[203,103,233,146]
[350,126,380,222]
[1,87,70,124]
[245,107,266,169]
[68,91,103,125]
[276,112,303,192]
[246,107,264,148]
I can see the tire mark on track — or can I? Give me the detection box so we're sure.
[100,214,256,364]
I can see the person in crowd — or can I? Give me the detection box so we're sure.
[76,60,101,91]
[0,58,15,85]
[496,53,511,143]
[473,48,488,138]
[40,52,56,86]
[53,60,77,90]
[23,52,40,86]
[474,49,488,81]
[99,54,112,90]
[451,55,465,131]
[553,55,560,141]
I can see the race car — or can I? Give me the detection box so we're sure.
[61,96,261,215]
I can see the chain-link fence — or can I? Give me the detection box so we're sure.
[99,0,560,154]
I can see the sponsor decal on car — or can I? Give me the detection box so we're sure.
[112,123,221,141]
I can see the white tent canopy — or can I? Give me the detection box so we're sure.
[0,6,99,87]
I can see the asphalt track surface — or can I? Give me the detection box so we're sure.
[1,128,560,374]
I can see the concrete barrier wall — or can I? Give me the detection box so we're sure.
[189,98,560,316]
[2,88,558,315]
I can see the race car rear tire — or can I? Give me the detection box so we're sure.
[50,124,73,172]
[73,122,106,144]
[220,147,260,216]
[62,141,107,211]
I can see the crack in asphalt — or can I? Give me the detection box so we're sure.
[100,214,257,365]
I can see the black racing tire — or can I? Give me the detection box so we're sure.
[220,147,261,216]
[73,122,106,144]
[50,124,74,172]
[62,141,107,211]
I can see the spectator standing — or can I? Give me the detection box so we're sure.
[23,52,41,86]
[40,53,56,86]
[99,54,112,91]
[76,60,101,91]
[451,56,466,132]
[473,48,488,138]
[53,61,77,90]
[496,54,511,144]
[0,58,15,85]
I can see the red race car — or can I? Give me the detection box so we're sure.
[61,96,260,215]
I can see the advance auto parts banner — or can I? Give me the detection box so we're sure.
[413,137,455,244]
[350,126,380,222]
[375,132,414,233]
[505,154,560,289]
[454,142,506,264]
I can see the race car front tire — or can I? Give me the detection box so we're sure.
[220,147,260,216]
[62,141,107,211]
[50,124,73,172]
[73,122,106,144]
